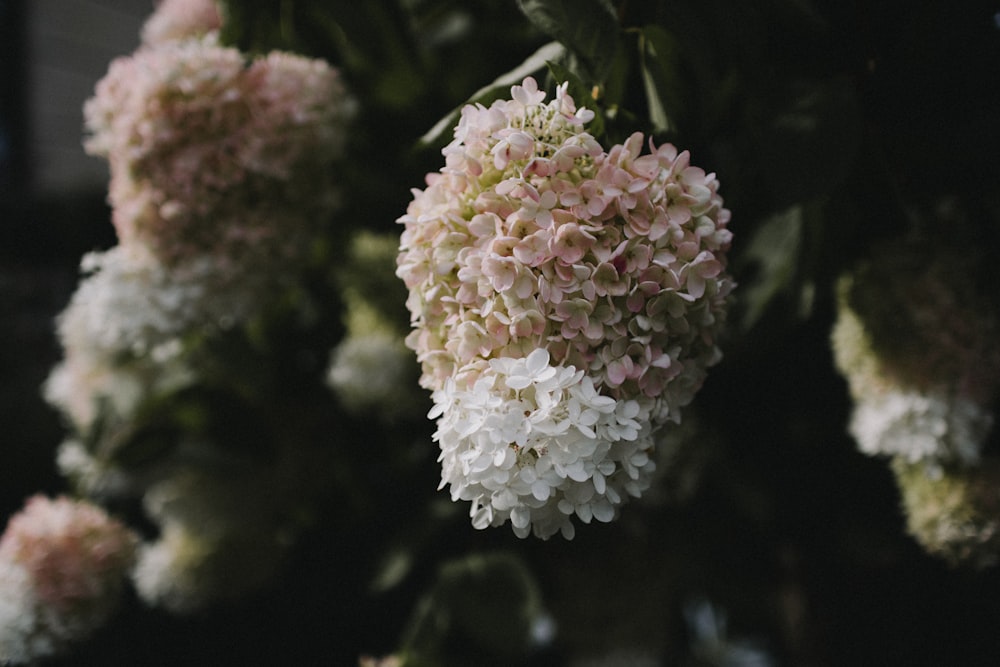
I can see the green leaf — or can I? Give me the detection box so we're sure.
[419,41,566,147]
[516,0,620,81]
[758,76,861,206]
[398,553,543,667]
[640,25,684,135]
[217,0,297,54]
[736,205,805,331]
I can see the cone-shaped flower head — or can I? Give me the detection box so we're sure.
[398,78,733,538]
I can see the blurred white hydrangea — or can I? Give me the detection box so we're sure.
[893,457,1000,569]
[54,440,135,499]
[0,496,137,664]
[850,388,992,465]
[44,246,276,438]
[327,332,420,418]
[832,244,1000,464]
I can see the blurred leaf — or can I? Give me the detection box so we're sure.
[371,548,414,594]
[399,552,544,666]
[97,385,276,473]
[736,205,804,331]
[307,1,425,108]
[337,231,411,335]
[218,0,307,53]
[516,0,620,81]
[640,25,684,135]
[600,31,632,110]
[87,396,179,471]
[758,76,861,206]
[419,41,566,146]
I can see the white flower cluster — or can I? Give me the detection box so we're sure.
[834,240,1000,566]
[850,389,992,465]
[892,457,1000,569]
[432,349,656,539]
[45,247,274,443]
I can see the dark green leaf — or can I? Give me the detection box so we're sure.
[758,76,861,206]
[736,205,804,331]
[419,41,566,147]
[218,0,295,53]
[640,25,684,134]
[516,0,620,81]
[398,553,543,667]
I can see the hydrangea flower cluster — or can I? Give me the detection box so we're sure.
[0,496,137,664]
[398,78,733,538]
[141,0,221,46]
[832,244,1000,465]
[892,458,1000,569]
[44,247,270,445]
[84,33,352,267]
[40,3,354,621]
[42,233,309,447]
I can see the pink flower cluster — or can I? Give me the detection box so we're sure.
[84,35,352,267]
[399,77,732,419]
[141,0,222,46]
[0,496,136,611]
[0,496,137,662]
[397,78,733,537]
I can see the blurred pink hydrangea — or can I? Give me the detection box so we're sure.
[0,496,137,664]
[397,77,733,538]
[141,0,222,46]
[84,35,353,267]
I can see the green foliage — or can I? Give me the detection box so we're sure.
[419,40,566,147]
[638,25,677,134]
[755,76,862,207]
[516,0,621,83]
[336,231,411,336]
[397,552,544,666]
